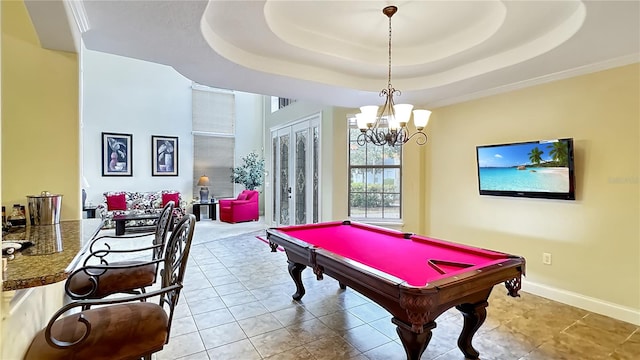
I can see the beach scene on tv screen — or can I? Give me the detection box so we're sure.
[477,140,570,192]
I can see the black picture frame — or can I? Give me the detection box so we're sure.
[151,135,179,176]
[102,132,133,176]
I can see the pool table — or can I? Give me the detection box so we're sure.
[266,221,525,360]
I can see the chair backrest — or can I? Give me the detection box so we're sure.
[239,190,258,202]
[153,201,175,260]
[159,214,195,339]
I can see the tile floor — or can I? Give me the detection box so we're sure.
[141,223,640,360]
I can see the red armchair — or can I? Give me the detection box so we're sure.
[219,190,259,223]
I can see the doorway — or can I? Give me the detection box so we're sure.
[271,114,320,226]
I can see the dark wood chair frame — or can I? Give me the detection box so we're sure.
[65,201,175,301]
[28,214,196,360]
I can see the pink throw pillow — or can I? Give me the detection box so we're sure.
[106,193,127,211]
[162,192,180,207]
[237,193,248,200]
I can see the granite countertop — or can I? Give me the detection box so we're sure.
[2,219,104,291]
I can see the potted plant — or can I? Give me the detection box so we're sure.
[231,151,265,190]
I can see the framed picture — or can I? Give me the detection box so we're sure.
[102,132,133,176]
[151,135,179,176]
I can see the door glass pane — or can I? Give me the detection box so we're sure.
[279,134,290,225]
[272,136,277,221]
[313,126,319,223]
[295,129,307,225]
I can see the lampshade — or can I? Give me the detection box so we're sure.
[82,176,90,188]
[197,175,210,186]
[393,104,414,127]
[355,113,368,130]
[412,109,432,130]
[359,106,378,128]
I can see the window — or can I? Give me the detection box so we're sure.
[348,119,401,220]
[270,97,297,112]
[279,98,296,109]
[192,85,235,199]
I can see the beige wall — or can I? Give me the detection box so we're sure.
[1,2,79,357]
[398,126,429,234]
[328,107,350,221]
[426,64,639,316]
[1,0,80,221]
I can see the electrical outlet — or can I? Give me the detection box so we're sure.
[542,252,552,265]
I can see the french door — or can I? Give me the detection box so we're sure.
[272,114,320,226]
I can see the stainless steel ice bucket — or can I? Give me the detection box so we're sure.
[27,192,63,225]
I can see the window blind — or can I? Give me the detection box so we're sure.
[193,135,234,199]
[192,87,235,199]
[192,89,235,134]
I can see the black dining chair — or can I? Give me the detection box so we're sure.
[65,201,174,302]
[23,214,196,360]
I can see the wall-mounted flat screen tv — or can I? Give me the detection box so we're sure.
[476,138,575,200]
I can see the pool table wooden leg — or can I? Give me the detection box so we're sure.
[287,261,307,300]
[268,240,278,252]
[455,300,489,359]
[393,319,436,360]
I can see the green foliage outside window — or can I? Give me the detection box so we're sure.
[350,182,396,207]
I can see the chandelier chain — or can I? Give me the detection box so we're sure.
[356,5,431,147]
[387,9,393,89]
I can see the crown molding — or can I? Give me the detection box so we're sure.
[66,0,90,33]
[429,55,640,109]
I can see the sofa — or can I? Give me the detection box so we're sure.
[219,190,259,223]
[96,190,187,229]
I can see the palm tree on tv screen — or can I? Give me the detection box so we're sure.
[528,147,544,166]
[547,142,569,166]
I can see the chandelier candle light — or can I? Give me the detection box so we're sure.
[356,5,431,147]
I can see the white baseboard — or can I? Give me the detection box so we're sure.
[522,279,640,326]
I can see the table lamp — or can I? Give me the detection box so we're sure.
[197,175,210,203]
[82,176,90,208]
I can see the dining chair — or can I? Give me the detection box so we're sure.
[65,201,174,301]
[23,214,196,360]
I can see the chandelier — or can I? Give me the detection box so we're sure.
[356,6,431,147]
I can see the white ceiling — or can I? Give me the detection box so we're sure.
[26,0,640,108]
